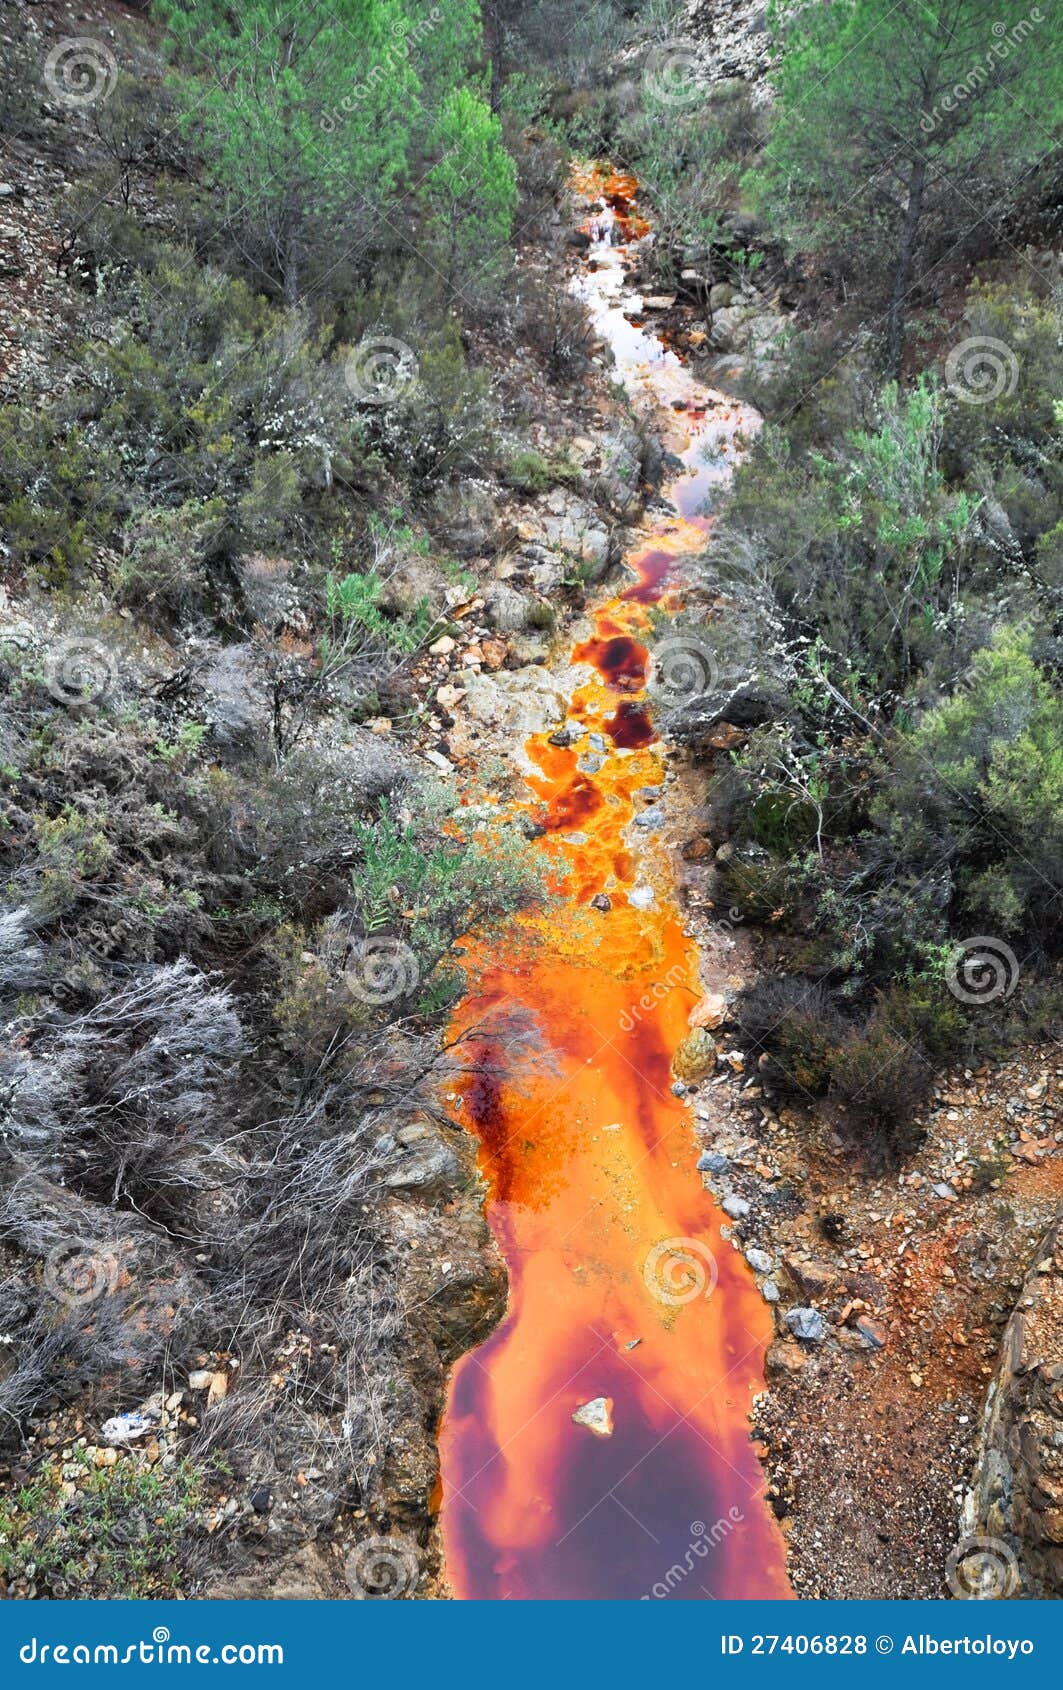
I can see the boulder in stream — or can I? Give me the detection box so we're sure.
[572,1396,614,1438]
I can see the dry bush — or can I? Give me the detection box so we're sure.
[4,960,243,1229]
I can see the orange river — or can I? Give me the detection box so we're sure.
[437,166,793,1601]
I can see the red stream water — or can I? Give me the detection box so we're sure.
[437,166,792,1602]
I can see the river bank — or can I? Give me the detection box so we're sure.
[427,165,1063,1604]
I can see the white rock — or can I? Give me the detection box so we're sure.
[572,1396,614,1438]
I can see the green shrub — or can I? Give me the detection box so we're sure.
[735,976,845,1095]
[615,104,729,280]
[116,498,229,624]
[0,409,121,581]
[736,976,933,1165]
[517,278,596,378]
[34,806,116,919]
[79,250,359,570]
[717,850,800,923]
[360,322,493,487]
[889,625,1063,934]
[325,569,433,656]
[942,283,1063,507]
[0,1456,207,1598]
[350,793,549,1006]
[503,446,581,494]
[828,1019,929,1165]
[872,979,965,1064]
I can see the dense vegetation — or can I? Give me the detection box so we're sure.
[580,0,1063,1161]
[0,0,598,1594]
[1,0,1061,1594]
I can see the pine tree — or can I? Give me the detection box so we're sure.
[420,86,517,289]
[753,0,1063,369]
[407,0,486,113]
[156,0,418,303]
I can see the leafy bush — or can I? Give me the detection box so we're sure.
[503,447,581,494]
[941,282,1063,559]
[828,1017,930,1164]
[82,253,355,557]
[517,276,597,378]
[720,379,978,702]
[0,1457,208,1598]
[735,976,845,1095]
[349,794,549,1007]
[0,410,121,582]
[616,103,729,280]
[357,321,494,487]
[116,499,229,625]
[886,626,1063,936]
[736,975,933,1165]
[325,569,433,656]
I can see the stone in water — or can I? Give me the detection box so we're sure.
[572,1396,614,1438]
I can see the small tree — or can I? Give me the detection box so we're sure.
[156,0,418,303]
[420,87,517,291]
[892,626,1063,929]
[753,0,1063,368]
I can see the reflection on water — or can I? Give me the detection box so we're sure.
[438,164,791,1602]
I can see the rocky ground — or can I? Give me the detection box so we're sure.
[3,0,1060,1606]
[0,0,664,1599]
[667,780,1063,1598]
[963,1217,1063,1599]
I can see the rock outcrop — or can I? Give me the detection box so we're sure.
[962,1216,1063,1597]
